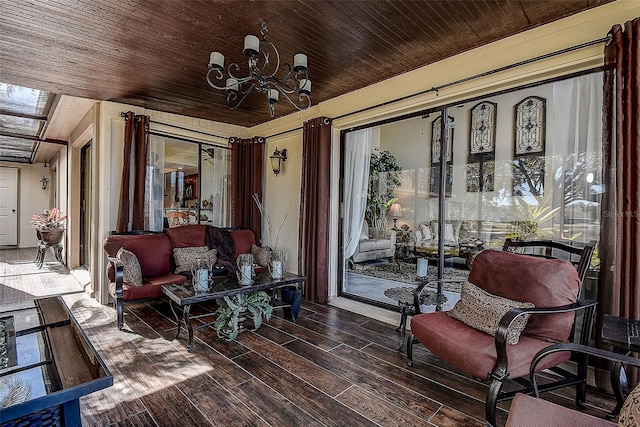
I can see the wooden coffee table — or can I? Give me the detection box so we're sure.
[163,271,306,351]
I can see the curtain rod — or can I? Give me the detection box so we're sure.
[120,112,230,141]
[332,35,610,122]
[262,34,610,138]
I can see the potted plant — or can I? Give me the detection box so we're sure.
[30,208,67,246]
[366,148,402,237]
[214,291,273,341]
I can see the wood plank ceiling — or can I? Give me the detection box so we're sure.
[1,0,612,128]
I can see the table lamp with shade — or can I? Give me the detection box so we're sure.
[388,203,404,230]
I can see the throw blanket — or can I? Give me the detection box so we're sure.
[205,226,236,273]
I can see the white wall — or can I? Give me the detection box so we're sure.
[1,162,56,248]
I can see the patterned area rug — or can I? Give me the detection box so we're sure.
[355,261,468,292]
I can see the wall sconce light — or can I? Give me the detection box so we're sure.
[40,176,49,191]
[270,147,288,176]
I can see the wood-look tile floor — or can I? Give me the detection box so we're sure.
[0,248,617,426]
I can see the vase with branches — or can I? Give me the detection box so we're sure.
[252,193,297,250]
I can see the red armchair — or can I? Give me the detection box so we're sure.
[406,241,595,426]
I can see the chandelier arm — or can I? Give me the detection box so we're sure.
[227,82,257,110]
[205,68,227,90]
[267,82,311,111]
[257,40,282,79]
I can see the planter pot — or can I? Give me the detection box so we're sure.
[281,286,302,320]
[37,229,65,246]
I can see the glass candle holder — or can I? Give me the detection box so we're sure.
[191,256,211,292]
[269,250,287,279]
[236,253,254,285]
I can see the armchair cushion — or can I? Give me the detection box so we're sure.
[448,281,534,345]
[506,393,614,427]
[116,248,143,287]
[468,249,580,343]
[411,312,570,380]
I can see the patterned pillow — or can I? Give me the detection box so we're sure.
[419,224,431,240]
[447,281,535,345]
[251,244,272,267]
[619,384,640,427]
[173,246,217,274]
[116,247,143,287]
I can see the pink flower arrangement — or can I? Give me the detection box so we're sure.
[30,208,67,230]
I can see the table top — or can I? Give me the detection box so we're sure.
[602,314,640,353]
[0,297,113,421]
[163,271,306,306]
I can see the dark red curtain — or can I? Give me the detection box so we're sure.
[116,112,150,232]
[298,117,332,303]
[230,137,265,243]
[598,18,640,385]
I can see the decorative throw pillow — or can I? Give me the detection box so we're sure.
[419,224,431,240]
[447,281,535,345]
[414,229,423,242]
[173,246,217,274]
[444,223,456,242]
[619,383,640,427]
[116,247,143,287]
[360,223,369,240]
[251,244,272,267]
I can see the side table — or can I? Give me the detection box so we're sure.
[601,314,640,418]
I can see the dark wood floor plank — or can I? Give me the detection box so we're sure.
[336,384,435,426]
[329,343,505,423]
[139,384,213,427]
[261,315,343,350]
[106,411,158,427]
[429,406,485,427]
[231,378,327,427]
[175,372,269,426]
[234,351,378,426]
[292,315,372,349]
[236,332,353,397]
[285,339,441,420]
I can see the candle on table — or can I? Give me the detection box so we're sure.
[417,258,428,277]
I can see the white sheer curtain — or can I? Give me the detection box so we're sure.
[551,73,603,243]
[146,135,166,231]
[344,128,372,258]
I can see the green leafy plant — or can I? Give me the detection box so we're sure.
[214,291,273,341]
[29,208,67,230]
[509,195,561,240]
[367,148,402,232]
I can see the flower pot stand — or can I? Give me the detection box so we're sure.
[35,230,65,269]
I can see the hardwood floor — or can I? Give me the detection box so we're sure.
[0,248,617,426]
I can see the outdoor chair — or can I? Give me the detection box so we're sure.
[405,240,595,427]
[506,343,640,426]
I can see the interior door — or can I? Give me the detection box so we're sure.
[0,167,18,245]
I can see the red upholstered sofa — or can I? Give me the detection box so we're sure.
[103,225,257,329]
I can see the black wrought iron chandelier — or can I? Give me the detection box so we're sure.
[206,20,311,117]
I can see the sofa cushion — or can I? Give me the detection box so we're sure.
[173,246,217,274]
[448,281,534,345]
[251,244,272,267]
[166,224,206,248]
[619,383,640,427]
[359,238,392,252]
[103,233,173,278]
[116,248,143,287]
[410,312,570,380]
[108,273,187,301]
[231,229,256,258]
[468,250,580,343]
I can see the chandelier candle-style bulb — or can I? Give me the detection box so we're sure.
[299,79,312,94]
[268,89,279,103]
[293,54,308,71]
[226,78,238,92]
[244,35,260,56]
[209,52,224,69]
